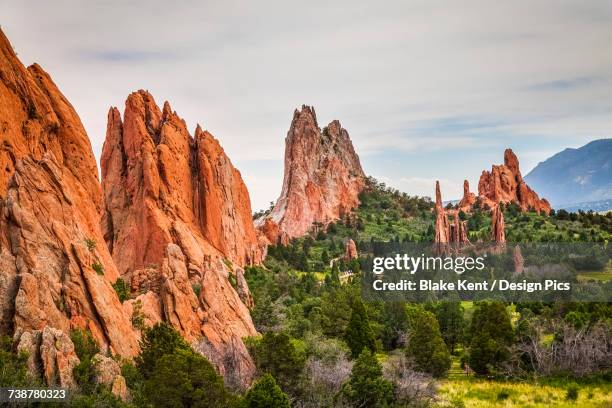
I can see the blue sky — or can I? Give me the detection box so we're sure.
[2,0,611,210]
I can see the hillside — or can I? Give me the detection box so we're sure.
[525,139,612,210]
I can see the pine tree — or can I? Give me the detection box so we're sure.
[340,349,394,407]
[244,374,291,408]
[344,298,376,358]
[406,307,451,377]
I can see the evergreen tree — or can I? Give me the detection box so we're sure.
[405,307,451,377]
[434,302,464,353]
[251,332,304,396]
[143,348,229,407]
[340,349,394,407]
[344,298,376,358]
[468,301,514,374]
[243,374,291,408]
[136,322,190,379]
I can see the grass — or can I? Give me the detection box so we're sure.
[577,261,612,282]
[438,378,612,407]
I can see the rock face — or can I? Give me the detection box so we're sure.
[257,106,365,243]
[15,327,80,389]
[92,353,130,401]
[344,239,358,260]
[100,91,259,389]
[434,181,470,246]
[478,149,551,214]
[434,181,451,244]
[101,90,261,273]
[458,180,476,210]
[0,29,139,357]
[491,205,506,244]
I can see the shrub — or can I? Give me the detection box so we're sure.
[244,374,291,408]
[84,238,96,251]
[340,348,394,407]
[91,261,104,275]
[192,283,202,298]
[566,384,579,401]
[70,330,100,394]
[112,278,130,302]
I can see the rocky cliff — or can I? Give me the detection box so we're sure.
[0,29,139,358]
[257,105,365,244]
[478,149,551,214]
[100,91,259,388]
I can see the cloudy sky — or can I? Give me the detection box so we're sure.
[3,1,611,210]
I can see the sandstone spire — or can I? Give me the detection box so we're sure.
[256,106,365,244]
[434,181,451,244]
[100,90,259,388]
[491,205,506,243]
[478,149,551,214]
[0,28,138,357]
[458,179,476,209]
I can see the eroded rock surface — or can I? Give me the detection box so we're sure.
[478,149,551,214]
[100,91,259,388]
[0,29,138,357]
[257,106,365,243]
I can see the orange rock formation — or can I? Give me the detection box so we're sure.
[478,149,551,214]
[257,106,365,244]
[100,91,259,388]
[0,29,139,358]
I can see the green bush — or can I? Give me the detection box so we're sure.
[249,332,304,396]
[243,374,291,408]
[340,348,394,407]
[112,278,130,302]
[92,261,104,275]
[70,329,100,394]
[566,384,579,401]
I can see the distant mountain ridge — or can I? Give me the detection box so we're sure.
[525,139,612,210]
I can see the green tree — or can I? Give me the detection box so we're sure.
[340,349,394,407]
[468,301,514,375]
[405,308,451,377]
[243,374,291,408]
[344,298,376,358]
[136,322,190,379]
[143,348,229,407]
[434,302,464,353]
[250,332,304,396]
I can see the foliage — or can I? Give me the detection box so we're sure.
[112,278,130,302]
[405,307,451,377]
[243,374,291,408]
[468,301,514,375]
[339,348,394,408]
[135,322,190,379]
[344,297,376,358]
[142,348,230,407]
[71,329,101,395]
[0,336,38,387]
[249,332,305,396]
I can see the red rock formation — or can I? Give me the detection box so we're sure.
[458,180,476,210]
[434,181,451,244]
[434,181,470,246]
[257,106,365,243]
[100,91,259,388]
[491,205,506,244]
[478,149,551,214]
[15,327,80,389]
[0,29,139,358]
[344,239,358,260]
[513,245,524,274]
[101,91,261,272]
